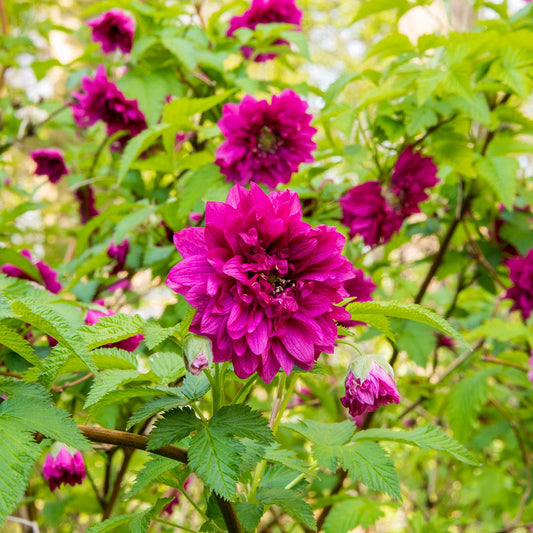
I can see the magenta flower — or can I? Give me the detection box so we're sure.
[87,9,135,54]
[43,446,86,491]
[215,90,316,188]
[75,186,99,225]
[391,146,439,217]
[340,181,403,247]
[71,65,146,150]
[31,149,68,184]
[341,361,400,420]
[227,0,303,61]
[528,352,533,385]
[107,239,129,275]
[504,249,533,320]
[163,477,192,515]
[2,249,62,294]
[166,184,354,383]
[85,301,143,352]
[338,268,377,328]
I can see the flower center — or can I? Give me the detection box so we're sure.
[257,127,279,153]
[269,274,296,297]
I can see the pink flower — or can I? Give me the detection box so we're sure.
[391,146,439,217]
[85,301,143,352]
[2,249,62,294]
[75,186,99,224]
[31,149,68,183]
[338,268,376,328]
[435,333,455,350]
[215,90,316,188]
[227,0,303,62]
[341,361,400,420]
[107,239,129,274]
[71,65,146,151]
[166,184,354,383]
[340,181,403,247]
[528,352,533,385]
[163,477,192,515]
[504,249,533,320]
[43,446,86,491]
[87,9,135,54]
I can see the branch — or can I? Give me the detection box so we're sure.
[78,425,243,533]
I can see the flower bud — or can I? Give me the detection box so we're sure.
[183,334,212,374]
[43,446,86,491]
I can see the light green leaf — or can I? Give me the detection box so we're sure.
[127,456,178,498]
[127,395,191,430]
[211,404,274,445]
[256,488,316,530]
[284,420,355,446]
[86,514,134,533]
[147,407,202,449]
[323,498,385,533]
[143,322,179,350]
[113,204,158,243]
[0,324,42,367]
[79,313,144,350]
[84,369,140,409]
[475,156,518,209]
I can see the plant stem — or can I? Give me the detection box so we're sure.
[153,517,199,533]
[231,374,258,404]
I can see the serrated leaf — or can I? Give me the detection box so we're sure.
[147,407,202,449]
[211,404,273,445]
[188,426,243,500]
[79,313,144,350]
[88,386,181,412]
[405,106,438,137]
[148,351,186,383]
[84,369,140,408]
[284,420,355,446]
[127,456,178,498]
[475,156,518,209]
[127,395,191,430]
[263,445,309,474]
[353,425,478,465]
[86,514,134,533]
[323,498,384,533]
[234,502,264,533]
[180,373,211,401]
[352,314,394,340]
[256,488,316,530]
[129,497,174,533]
[0,324,42,367]
[113,205,158,243]
[143,322,179,350]
[346,301,466,344]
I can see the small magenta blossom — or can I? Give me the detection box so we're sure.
[504,249,533,320]
[163,477,192,515]
[75,186,99,225]
[87,9,135,54]
[391,146,439,217]
[2,249,62,294]
[227,0,303,62]
[166,184,354,383]
[43,446,86,491]
[215,90,316,188]
[340,181,403,247]
[71,65,147,150]
[31,149,68,183]
[107,239,129,274]
[85,301,144,352]
[341,360,400,421]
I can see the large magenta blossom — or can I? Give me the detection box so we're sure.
[341,361,400,420]
[339,268,376,328]
[215,90,316,188]
[166,184,354,383]
[87,9,135,54]
[340,181,403,247]
[71,65,146,150]
[227,0,303,61]
[2,249,62,294]
[391,146,439,217]
[43,446,86,491]
[31,149,68,183]
[504,249,533,320]
[85,301,144,352]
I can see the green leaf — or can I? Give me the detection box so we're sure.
[475,156,518,209]
[113,204,158,243]
[284,420,355,446]
[0,324,42,367]
[129,497,174,533]
[86,514,134,533]
[367,33,414,59]
[188,425,243,500]
[84,369,140,409]
[346,301,466,344]
[143,322,179,350]
[256,488,316,530]
[396,322,437,367]
[323,498,385,533]
[79,313,144,350]
[127,396,191,430]
[118,124,170,183]
[405,106,438,137]
[353,425,478,465]
[127,456,178,498]
[147,407,202,449]
[211,404,274,445]
[148,351,186,384]
[234,502,264,533]
[351,0,410,22]
[352,314,394,340]
[447,369,496,442]
[180,373,211,401]
[0,248,41,281]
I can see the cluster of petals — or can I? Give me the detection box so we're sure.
[85,300,143,352]
[2,249,62,294]
[31,148,68,183]
[341,361,400,420]
[75,186,99,224]
[227,0,303,61]
[71,65,146,151]
[340,147,438,247]
[504,249,533,320]
[215,90,316,188]
[107,239,129,275]
[166,184,354,383]
[87,9,135,54]
[43,446,86,491]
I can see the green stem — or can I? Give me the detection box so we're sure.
[191,404,208,424]
[231,374,259,404]
[335,337,364,357]
[153,518,199,533]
